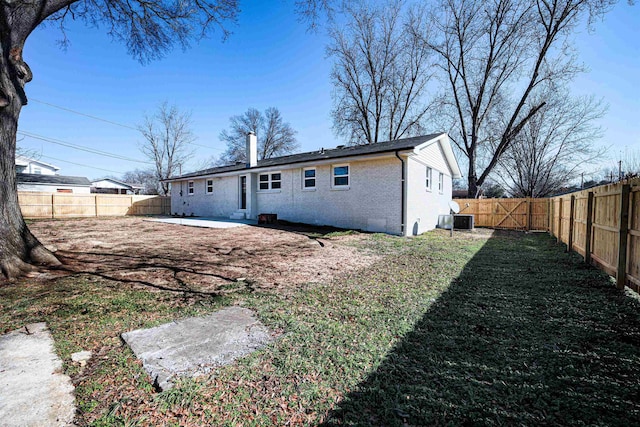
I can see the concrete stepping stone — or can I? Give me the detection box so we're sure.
[0,323,75,427]
[121,306,273,391]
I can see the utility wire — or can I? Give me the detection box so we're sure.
[30,98,138,130]
[38,154,126,175]
[189,141,224,151]
[30,97,225,151]
[18,130,152,165]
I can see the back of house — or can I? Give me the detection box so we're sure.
[165,133,461,236]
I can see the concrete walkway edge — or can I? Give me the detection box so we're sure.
[0,323,75,427]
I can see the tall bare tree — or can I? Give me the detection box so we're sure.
[139,102,195,196]
[219,107,298,164]
[415,0,615,197]
[328,1,433,145]
[493,89,606,197]
[0,0,238,279]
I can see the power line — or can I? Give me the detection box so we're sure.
[38,154,126,175]
[189,141,224,151]
[29,98,138,130]
[30,97,225,151]
[18,130,152,165]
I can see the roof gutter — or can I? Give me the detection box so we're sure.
[395,150,406,236]
[163,150,415,183]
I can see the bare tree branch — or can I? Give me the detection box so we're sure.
[219,107,298,164]
[418,0,616,197]
[138,101,195,195]
[121,168,159,194]
[328,1,433,145]
[493,88,607,197]
[43,0,239,63]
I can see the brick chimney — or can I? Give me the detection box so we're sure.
[246,131,257,168]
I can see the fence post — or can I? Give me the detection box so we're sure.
[557,197,563,244]
[617,184,631,290]
[548,198,553,235]
[585,192,594,265]
[567,195,575,253]
[95,195,98,217]
[491,200,495,228]
[526,198,531,231]
[51,194,55,219]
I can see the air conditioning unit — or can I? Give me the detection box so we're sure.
[437,214,453,230]
[453,214,474,230]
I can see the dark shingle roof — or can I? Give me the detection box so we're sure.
[17,173,91,186]
[173,133,443,180]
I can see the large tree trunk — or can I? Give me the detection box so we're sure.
[467,176,478,198]
[467,148,479,198]
[0,28,60,280]
[0,113,60,279]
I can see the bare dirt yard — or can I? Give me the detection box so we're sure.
[27,217,379,295]
[2,219,639,426]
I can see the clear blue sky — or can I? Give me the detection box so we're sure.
[17,1,638,180]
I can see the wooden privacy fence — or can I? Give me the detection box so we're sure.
[550,178,640,292]
[457,180,639,293]
[18,192,171,218]
[456,198,550,231]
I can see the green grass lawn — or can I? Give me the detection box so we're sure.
[1,230,639,426]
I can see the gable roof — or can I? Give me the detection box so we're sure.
[17,173,91,186]
[91,178,144,190]
[169,133,461,181]
[15,155,60,171]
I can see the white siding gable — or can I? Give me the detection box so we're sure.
[413,140,452,176]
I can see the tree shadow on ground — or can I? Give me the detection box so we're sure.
[257,220,362,247]
[54,250,242,296]
[322,232,640,426]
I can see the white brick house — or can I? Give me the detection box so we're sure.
[165,133,462,236]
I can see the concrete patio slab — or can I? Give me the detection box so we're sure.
[0,323,75,427]
[146,217,257,229]
[121,306,273,390]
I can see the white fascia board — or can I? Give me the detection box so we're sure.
[166,150,415,182]
[31,159,60,171]
[249,151,414,174]
[92,179,131,189]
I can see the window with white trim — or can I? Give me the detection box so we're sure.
[206,179,214,194]
[259,172,282,190]
[426,167,432,191]
[332,164,350,188]
[187,180,194,195]
[303,168,316,189]
[438,172,444,193]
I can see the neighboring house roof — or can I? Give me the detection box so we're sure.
[168,133,462,181]
[17,173,91,186]
[91,178,144,190]
[15,155,60,171]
